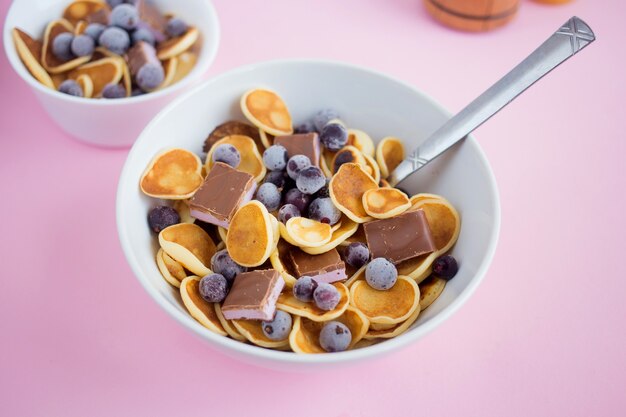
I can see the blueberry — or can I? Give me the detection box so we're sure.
[166,17,188,38]
[136,62,165,91]
[210,249,247,285]
[294,120,316,134]
[255,182,281,211]
[106,0,125,7]
[70,34,94,57]
[308,198,341,225]
[286,154,311,180]
[110,4,139,30]
[278,204,301,224]
[313,283,341,311]
[264,170,288,189]
[131,27,155,46]
[263,145,288,171]
[83,23,106,43]
[102,83,126,99]
[365,258,397,290]
[296,166,325,195]
[344,242,370,268]
[262,310,292,341]
[99,26,130,55]
[314,181,330,199]
[319,321,351,352]
[131,87,145,96]
[293,276,318,302]
[313,108,340,131]
[199,273,228,303]
[211,144,241,168]
[148,206,180,233]
[58,79,83,97]
[320,123,348,151]
[432,255,459,280]
[52,32,74,61]
[283,188,311,213]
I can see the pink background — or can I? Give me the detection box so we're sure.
[1,0,625,416]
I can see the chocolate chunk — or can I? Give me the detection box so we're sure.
[363,209,436,264]
[203,121,263,153]
[125,41,161,77]
[136,0,167,35]
[222,269,285,321]
[188,162,256,228]
[274,133,321,166]
[86,8,110,25]
[289,247,346,283]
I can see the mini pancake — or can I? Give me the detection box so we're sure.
[63,0,109,25]
[331,145,366,175]
[350,276,420,324]
[278,222,299,247]
[379,178,391,188]
[240,89,293,136]
[68,57,124,96]
[159,223,217,276]
[298,217,358,255]
[352,338,380,349]
[75,74,93,98]
[74,20,88,35]
[157,27,200,60]
[284,217,332,248]
[226,201,275,267]
[173,200,195,224]
[369,322,395,331]
[140,148,204,199]
[419,276,446,311]
[362,153,381,184]
[364,306,420,339]
[205,135,266,182]
[91,48,130,96]
[157,56,178,90]
[344,264,366,288]
[42,19,91,73]
[329,163,378,223]
[339,224,367,247]
[51,73,67,89]
[171,51,197,85]
[12,28,55,89]
[269,240,298,288]
[376,137,405,179]
[276,282,350,322]
[215,241,225,251]
[203,121,264,154]
[412,198,461,255]
[232,318,290,349]
[347,129,375,157]
[397,252,436,284]
[214,304,247,341]
[270,215,280,249]
[331,220,343,232]
[217,226,228,243]
[289,306,369,353]
[320,148,335,178]
[180,276,227,336]
[156,248,189,288]
[259,129,274,148]
[362,187,410,219]
[410,193,448,207]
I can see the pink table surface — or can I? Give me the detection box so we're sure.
[1,0,625,416]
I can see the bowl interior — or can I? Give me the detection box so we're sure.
[117,60,500,366]
[4,0,219,103]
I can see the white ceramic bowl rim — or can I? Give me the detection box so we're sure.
[3,0,220,106]
[116,59,501,365]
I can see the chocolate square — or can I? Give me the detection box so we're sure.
[273,133,321,166]
[222,269,285,321]
[289,247,346,283]
[189,162,256,228]
[363,209,436,264]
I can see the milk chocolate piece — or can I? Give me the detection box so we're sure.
[136,0,167,37]
[363,209,436,264]
[203,121,262,153]
[289,247,347,283]
[188,162,256,228]
[86,8,110,25]
[273,133,321,166]
[126,41,161,77]
[222,269,285,321]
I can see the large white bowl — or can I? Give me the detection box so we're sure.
[3,0,219,147]
[116,60,500,370]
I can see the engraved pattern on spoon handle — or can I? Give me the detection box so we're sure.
[388,16,595,187]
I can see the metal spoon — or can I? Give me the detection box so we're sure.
[387,16,595,187]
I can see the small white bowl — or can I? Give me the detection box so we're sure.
[3,0,219,147]
[117,60,500,370]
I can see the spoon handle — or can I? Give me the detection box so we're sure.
[387,16,595,187]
